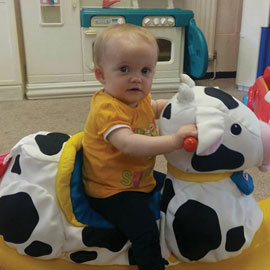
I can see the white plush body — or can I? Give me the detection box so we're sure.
[0,132,132,265]
[163,173,262,262]
[159,76,267,262]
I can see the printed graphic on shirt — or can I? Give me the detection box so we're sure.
[133,121,158,137]
[120,168,153,187]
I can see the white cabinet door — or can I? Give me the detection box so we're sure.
[0,0,22,86]
[20,0,83,84]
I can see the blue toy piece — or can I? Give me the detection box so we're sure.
[230,171,254,195]
[184,18,208,79]
[242,93,248,105]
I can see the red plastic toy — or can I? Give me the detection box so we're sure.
[183,136,198,152]
[247,67,270,124]
[0,153,11,178]
[102,0,120,8]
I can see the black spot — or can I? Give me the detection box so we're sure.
[70,250,98,263]
[225,226,246,252]
[24,241,53,257]
[0,192,39,244]
[35,132,70,156]
[82,226,128,252]
[128,247,136,265]
[205,87,239,109]
[11,155,21,175]
[173,200,221,261]
[162,103,172,119]
[191,145,244,172]
[160,178,175,213]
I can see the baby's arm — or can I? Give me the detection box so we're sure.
[107,124,197,157]
[152,99,169,119]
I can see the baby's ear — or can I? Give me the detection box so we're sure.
[95,68,105,84]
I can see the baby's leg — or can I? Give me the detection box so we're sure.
[88,191,164,270]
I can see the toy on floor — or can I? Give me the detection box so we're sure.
[246,66,270,124]
[0,75,270,270]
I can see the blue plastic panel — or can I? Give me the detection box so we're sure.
[81,8,193,27]
[184,18,208,79]
[257,27,270,78]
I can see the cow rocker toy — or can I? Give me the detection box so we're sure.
[0,75,270,270]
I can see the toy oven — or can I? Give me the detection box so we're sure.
[81,8,198,91]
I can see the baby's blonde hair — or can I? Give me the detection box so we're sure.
[93,24,159,69]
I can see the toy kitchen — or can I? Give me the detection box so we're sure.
[19,0,208,99]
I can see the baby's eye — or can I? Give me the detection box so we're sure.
[120,66,129,73]
[141,67,150,74]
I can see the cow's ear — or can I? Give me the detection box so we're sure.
[196,107,225,155]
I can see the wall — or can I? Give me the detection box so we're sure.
[14,0,25,84]
[174,0,243,73]
[212,0,243,73]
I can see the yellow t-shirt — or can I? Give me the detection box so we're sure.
[82,89,158,198]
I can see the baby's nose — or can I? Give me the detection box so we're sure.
[130,74,142,83]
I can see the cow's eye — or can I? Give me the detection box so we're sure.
[231,123,241,135]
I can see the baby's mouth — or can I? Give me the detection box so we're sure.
[129,88,141,91]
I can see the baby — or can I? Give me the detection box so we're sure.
[82,24,197,270]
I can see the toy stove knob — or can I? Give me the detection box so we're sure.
[143,17,152,26]
[167,17,175,26]
[153,17,160,25]
[160,17,167,25]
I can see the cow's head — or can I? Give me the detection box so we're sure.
[160,75,268,173]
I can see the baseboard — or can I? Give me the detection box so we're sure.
[197,71,237,80]
[0,85,24,101]
[25,78,181,99]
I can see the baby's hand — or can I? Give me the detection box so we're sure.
[172,124,198,150]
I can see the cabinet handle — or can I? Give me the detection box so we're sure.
[85,29,97,35]
[72,0,77,8]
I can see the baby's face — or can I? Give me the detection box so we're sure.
[98,36,158,106]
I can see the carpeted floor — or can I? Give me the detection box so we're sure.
[0,78,269,201]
